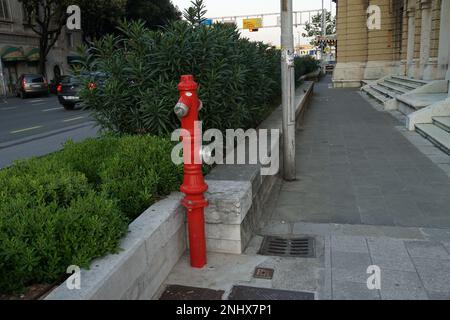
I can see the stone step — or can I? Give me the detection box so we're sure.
[433,116,450,133]
[371,84,399,99]
[384,78,421,91]
[397,93,448,110]
[361,86,390,104]
[391,75,429,86]
[378,81,410,95]
[361,80,375,86]
[415,123,450,155]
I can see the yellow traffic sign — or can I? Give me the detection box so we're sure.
[243,18,263,30]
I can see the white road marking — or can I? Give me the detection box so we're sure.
[29,99,44,103]
[42,107,61,112]
[63,116,84,123]
[0,107,17,111]
[11,126,43,134]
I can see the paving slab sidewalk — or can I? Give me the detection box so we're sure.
[163,77,450,300]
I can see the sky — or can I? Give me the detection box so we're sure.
[171,0,336,46]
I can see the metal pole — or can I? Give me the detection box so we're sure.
[281,0,296,181]
[321,0,327,69]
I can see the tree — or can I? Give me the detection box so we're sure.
[183,0,207,25]
[125,0,181,29]
[76,0,127,42]
[19,0,71,75]
[302,11,336,46]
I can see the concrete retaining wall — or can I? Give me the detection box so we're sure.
[46,193,186,300]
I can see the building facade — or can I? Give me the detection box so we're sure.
[0,0,81,95]
[332,0,450,88]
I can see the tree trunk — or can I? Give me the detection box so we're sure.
[39,43,47,76]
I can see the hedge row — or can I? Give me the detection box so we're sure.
[75,20,282,135]
[0,135,183,293]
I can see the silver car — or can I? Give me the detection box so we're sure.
[16,74,49,99]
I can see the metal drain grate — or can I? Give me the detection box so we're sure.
[258,236,315,258]
[253,267,274,280]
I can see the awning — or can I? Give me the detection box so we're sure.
[1,46,26,62]
[25,47,40,62]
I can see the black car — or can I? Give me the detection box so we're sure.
[57,75,81,110]
[57,72,107,110]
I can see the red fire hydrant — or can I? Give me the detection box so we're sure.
[174,75,208,268]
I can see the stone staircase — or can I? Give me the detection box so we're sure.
[416,116,450,155]
[362,75,429,112]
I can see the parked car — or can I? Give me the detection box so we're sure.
[57,75,81,110]
[16,74,49,99]
[57,72,107,110]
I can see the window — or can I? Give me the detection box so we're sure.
[0,0,11,21]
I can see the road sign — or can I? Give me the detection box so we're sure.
[202,19,213,26]
[243,18,263,30]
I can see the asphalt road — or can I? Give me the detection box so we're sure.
[0,95,99,168]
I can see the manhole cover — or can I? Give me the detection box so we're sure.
[159,285,224,300]
[253,267,274,280]
[259,236,315,258]
[228,286,314,300]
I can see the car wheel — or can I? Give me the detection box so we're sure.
[63,104,75,110]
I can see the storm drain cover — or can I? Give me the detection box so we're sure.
[258,236,315,258]
[253,267,274,280]
[228,286,314,300]
[159,285,224,300]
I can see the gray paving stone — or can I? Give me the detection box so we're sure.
[405,241,450,260]
[332,280,380,300]
[259,221,291,235]
[412,258,450,293]
[276,78,450,229]
[427,291,450,300]
[332,251,372,270]
[379,269,428,300]
[367,238,416,272]
[331,235,368,253]
[332,267,369,284]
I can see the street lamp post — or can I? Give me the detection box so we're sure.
[280,0,296,181]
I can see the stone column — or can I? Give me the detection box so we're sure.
[419,0,432,79]
[406,7,416,78]
[438,0,450,80]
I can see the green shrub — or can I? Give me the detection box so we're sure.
[100,135,183,219]
[0,135,182,293]
[75,20,281,135]
[294,55,320,86]
[0,169,127,293]
[0,157,90,207]
[57,137,119,185]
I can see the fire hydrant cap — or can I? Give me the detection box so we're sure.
[178,75,198,91]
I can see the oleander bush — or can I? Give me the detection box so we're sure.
[295,55,320,86]
[0,135,183,293]
[75,19,282,135]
